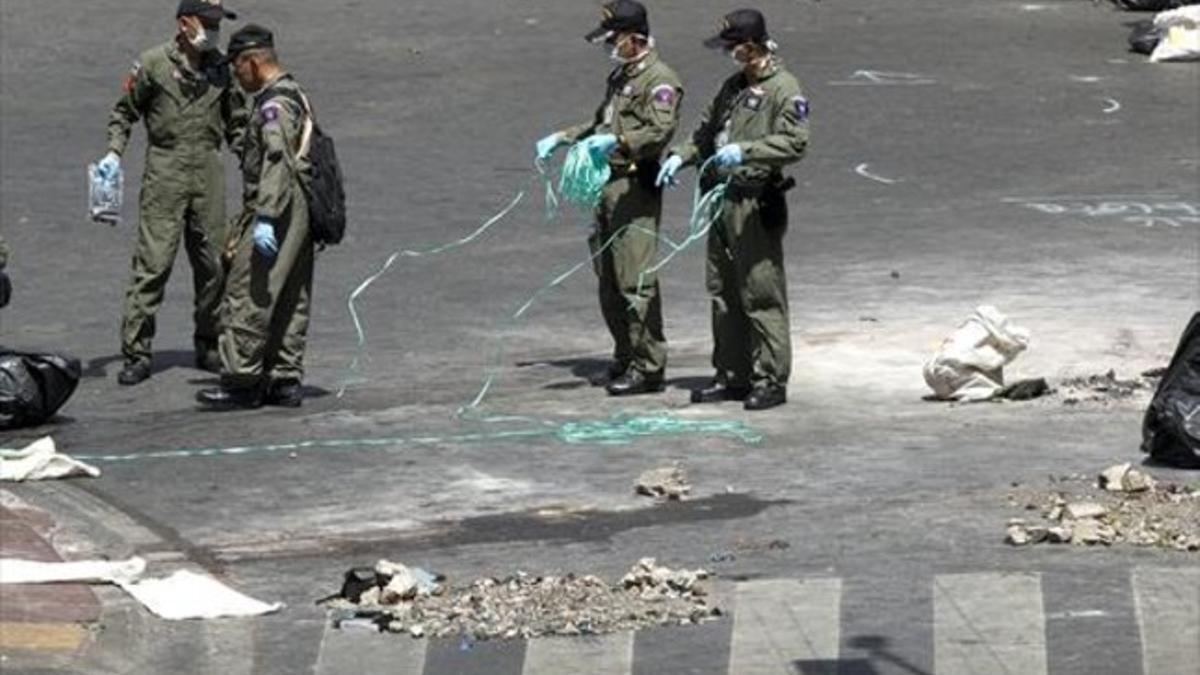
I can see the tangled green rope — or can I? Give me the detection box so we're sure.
[558,142,611,210]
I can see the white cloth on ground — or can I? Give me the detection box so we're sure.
[0,436,99,481]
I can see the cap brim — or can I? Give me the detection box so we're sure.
[584,26,613,43]
[702,34,733,50]
[191,6,237,21]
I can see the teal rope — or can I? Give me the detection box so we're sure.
[558,142,610,210]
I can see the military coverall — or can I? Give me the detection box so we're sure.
[672,59,809,391]
[560,51,682,380]
[107,41,244,367]
[219,73,314,389]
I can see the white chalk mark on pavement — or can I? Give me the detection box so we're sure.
[523,631,633,675]
[854,163,899,185]
[829,70,937,86]
[1132,567,1200,675]
[1102,97,1121,114]
[1070,75,1104,83]
[728,578,842,674]
[933,572,1048,675]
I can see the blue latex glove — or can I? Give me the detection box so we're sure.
[584,133,619,158]
[535,132,565,161]
[96,152,120,180]
[656,154,684,188]
[252,219,279,260]
[714,144,743,168]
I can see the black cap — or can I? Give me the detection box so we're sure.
[584,0,650,43]
[224,24,274,61]
[177,0,237,22]
[703,9,769,50]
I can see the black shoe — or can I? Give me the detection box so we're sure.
[264,380,303,408]
[606,370,665,396]
[589,361,629,387]
[744,385,787,411]
[195,351,222,373]
[690,381,751,404]
[196,386,263,410]
[117,360,151,386]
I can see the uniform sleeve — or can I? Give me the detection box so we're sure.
[253,96,305,220]
[222,82,252,161]
[559,118,597,145]
[106,60,154,156]
[739,83,809,169]
[671,81,726,167]
[619,76,681,162]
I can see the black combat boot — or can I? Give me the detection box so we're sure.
[196,385,263,410]
[743,385,787,411]
[690,380,751,404]
[117,360,152,386]
[606,370,665,396]
[264,379,303,408]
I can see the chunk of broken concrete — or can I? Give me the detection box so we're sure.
[635,466,691,501]
[1072,519,1116,545]
[1098,463,1155,493]
[1065,502,1108,520]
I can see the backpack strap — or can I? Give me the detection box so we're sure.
[258,83,315,160]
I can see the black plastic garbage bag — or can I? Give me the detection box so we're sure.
[1128,20,1164,54]
[1113,0,1197,11]
[1142,313,1200,468]
[0,350,81,430]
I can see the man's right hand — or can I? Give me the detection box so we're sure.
[535,132,565,161]
[96,152,120,180]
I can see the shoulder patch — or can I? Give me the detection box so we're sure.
[122,61,142,93]
[792,95,810,121]
[650,83,677,106]
[260,100,283,124]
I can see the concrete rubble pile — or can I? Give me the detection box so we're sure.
[326,558,720,639]
[1005,464,1200,551]
[1057,370,1157,406]
[634,465,691,501]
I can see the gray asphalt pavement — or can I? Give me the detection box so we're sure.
[1,0,1199,673]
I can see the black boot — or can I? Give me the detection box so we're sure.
[606,370,665,396]
[196,386,263,410]
[117,360,152,386]
[744,385,787,411]
[589,360,628,387]
[690,380,751,404]
[264,379,303,408]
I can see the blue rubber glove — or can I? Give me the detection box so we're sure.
[584,133,619,158]
[656,154,684,188]
[535,132,565,161]
[714,144,743,168]
[252,219,279,260]
[96,152,120,180]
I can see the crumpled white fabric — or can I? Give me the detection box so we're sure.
[0,556,146,584]
[1151,6,1200,62]
[0,556,281,620]
[0,436,99,481]
[923,306,1031,401]
[116,570,283,620]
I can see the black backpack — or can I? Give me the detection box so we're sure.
[1142,313,1200,468]
[269,87,347,246]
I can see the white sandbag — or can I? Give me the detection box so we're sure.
[117,570,283,620]
[923,306,1031,401]
[0,557,145,584]
[1150,6,1200,62]
[0,436,99,481]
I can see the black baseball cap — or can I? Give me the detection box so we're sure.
[584,0,650,43]
[177,0,237,22]
[703,9,769,50]
[224,24,274,61]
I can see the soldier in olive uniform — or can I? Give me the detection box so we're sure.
[97,0,243,386]
[657,9,809,411]
[535,0,683,396]
[198,25,315,409]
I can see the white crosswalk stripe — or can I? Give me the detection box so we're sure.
[314,624,428,675]
[1132,566,1200,675]
[933,572,1047,675]
[521,631,634,675]
[727,577,842,675]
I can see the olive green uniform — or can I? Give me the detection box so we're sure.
[560,51,682,379]
[672,59,809,390]
[107,41,243,366]
[218,73,314,388]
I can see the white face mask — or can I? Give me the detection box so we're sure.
[607,33,652,65]
[189,24,220,52]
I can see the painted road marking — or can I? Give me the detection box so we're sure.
[1133,567,1200,675]
[933,573,1047,675]
[313,624,427,675]
[728,578,842,674]
[522,632,634,675]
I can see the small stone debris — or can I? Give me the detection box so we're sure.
[1005,468,1199,552]
[635,466,691,501]
[1098,463,1155,493]
[324,558,720,640]
[1057,370,1155,406]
